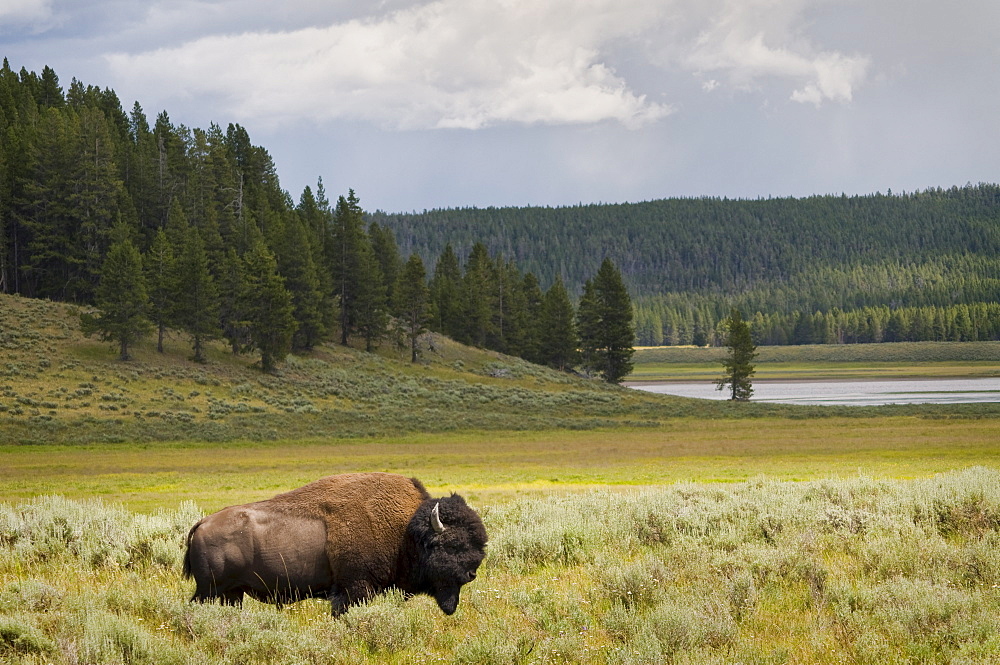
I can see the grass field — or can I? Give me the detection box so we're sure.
[630,341,1000,382]
[3,417,999,513]
[4,294,1000,663]
[5,469,1000,664]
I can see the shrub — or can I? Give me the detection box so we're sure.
[342,589,434,654]
[0,616,56,657]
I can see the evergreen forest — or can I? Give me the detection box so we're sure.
[1,60,997,363]
[0,62,627,376]
[373,188,1000,346]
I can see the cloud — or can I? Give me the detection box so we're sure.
[106,0,673,130]
[104,0,868,130]
[681,0,870,106]
[0,0,53,28]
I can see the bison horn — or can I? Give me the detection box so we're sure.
[431,502,446,534]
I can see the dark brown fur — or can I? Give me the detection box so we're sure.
[183,472,486,615]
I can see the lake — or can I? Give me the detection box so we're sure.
[631,378,1000,406]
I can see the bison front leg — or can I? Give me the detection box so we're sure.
[329,582,377,616]
[328,588,349,617]
[219,589,245,606]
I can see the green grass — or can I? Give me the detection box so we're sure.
[5,469,1000,664]
[3,418,999,512]
[630,341,1000,382]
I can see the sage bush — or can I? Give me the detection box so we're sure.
[4,468,1000,663]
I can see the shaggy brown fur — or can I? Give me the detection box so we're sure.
[183,472,485,616]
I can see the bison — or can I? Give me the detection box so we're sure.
[182,472,487,616]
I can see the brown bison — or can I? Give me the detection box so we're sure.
[183,472,487,616]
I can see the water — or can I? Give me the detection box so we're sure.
[631,378,1000,406]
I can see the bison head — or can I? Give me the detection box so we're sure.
[407,494,487,615]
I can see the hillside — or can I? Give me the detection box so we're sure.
[374,186,1000,299]
[0,293,710,445]
[372,186,1000,345]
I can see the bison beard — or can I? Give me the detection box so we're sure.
[182,473,487,616]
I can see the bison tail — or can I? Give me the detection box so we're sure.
[182,520,201,579]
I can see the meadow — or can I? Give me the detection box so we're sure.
[629,341,1000,382]
[3,294,1000,663]
[3,418,1000,512]
[4,469,1000,664]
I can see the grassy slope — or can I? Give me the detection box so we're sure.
[0,293,680,444]
[630,342,1000,382]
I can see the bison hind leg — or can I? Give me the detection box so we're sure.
[190,588,244,607]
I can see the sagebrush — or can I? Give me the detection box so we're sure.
[3,468,1000,663]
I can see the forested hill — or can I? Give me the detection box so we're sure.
[373,188,1000,298]
[372,187,1000,345]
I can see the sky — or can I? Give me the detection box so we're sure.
[2,0,998,213]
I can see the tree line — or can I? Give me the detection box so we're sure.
[372,186,1000,347]
[636,301,1000,348]
[0,63,634,380]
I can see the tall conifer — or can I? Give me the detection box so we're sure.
[241,241,296,372]
[716,308,758,401]
[331,189,367,345]
[462,242,494,347]
[218,248,249,355]
[369,221,402,308]
[83,226,150,360]
[394,253,431,362]
[174,229,220,362]
[429,244,463,339]
[577,258,635,383]
[539,276,577,370]
[353,240,388,352]
[144,228,175,352]
[275,215,325,350]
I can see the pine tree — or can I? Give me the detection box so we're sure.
[576,258,635,383]
[539,276,577,370]
[353,240,388,352]
[16,107,75,299]
[491,257,526,353]
[518,272,545,364]
[394,253,431,362]
[429,244,463,339]
[331,189,367,345]
[576,279,601,376]
[144,228,175,352]
[716,308,758,401]
[275,215,325,350]
[241,241,296,372]
[369,221,402,307]
[174,229,220,362]
[218,248,250,355]
[82,226,150,360]
[462,242,494,347]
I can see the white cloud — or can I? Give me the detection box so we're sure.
[106,0,673,130]
[0,0,53,27]
[104,0,868,130]
[681,0,869,106]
